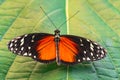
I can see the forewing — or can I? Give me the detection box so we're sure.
[8,33,55,63]
[59,37,79,64]
[35,36,56,63]
[60,35,107,64]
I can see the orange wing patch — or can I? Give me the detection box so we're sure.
[36,36,56,61]
[59,37,79,63]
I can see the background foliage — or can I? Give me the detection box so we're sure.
[0,0,120,80]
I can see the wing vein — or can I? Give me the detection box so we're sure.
[61,39,77,55]
[37,38,54,51]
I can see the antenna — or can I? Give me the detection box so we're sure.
[40,7,79,30]
[57,11,79,29]
[40,7,57,29]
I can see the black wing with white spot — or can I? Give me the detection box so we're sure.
[8,33,53,59]
[61,35,107,63]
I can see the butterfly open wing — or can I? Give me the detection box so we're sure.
[8,33,56,63]
[58,37,79,64]
[59,35,107,64]
[35,36,56,63]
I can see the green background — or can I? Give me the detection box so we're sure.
[0,0,120,80]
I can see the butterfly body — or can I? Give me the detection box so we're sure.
[8,29,107,65]
[54,30,61,65]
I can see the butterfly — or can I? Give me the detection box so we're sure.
[8,29,107,65]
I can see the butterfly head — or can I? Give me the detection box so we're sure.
[54,29,60,36]
[54,29,60,34]
[54,29,60,42]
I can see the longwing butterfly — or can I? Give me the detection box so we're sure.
[8,29,107,65]
[8,8,107,65]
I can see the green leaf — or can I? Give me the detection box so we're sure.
[0,0,120,80]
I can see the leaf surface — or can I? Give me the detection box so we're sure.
[0,0,120,80]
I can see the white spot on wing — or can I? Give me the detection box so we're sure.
[90,47,94,51]
[101,50,104,54]
[101,54,104,58]
[34,55,37,58]
[31,40,34,42]
[21,47,24,51]
[14,40,17,43]
[15,48,18,51]
[97,50,100,53]
[28,47,31,49]
[93,42,98,45]
[80,39,82,42]
[80,44,84,46]
[21,38,24,42]
[90,52,93,56]
[90,43,94,48]
[96,54,99,57]
[20,42,24,46]
[24,34,28,37]
[23,52,27,56]
[31,35,35,42]
[32,35,35,39]
[11,48,13,51]
[15,44,17,47]
[29,53,32,56]
[84,51,86,54]
[87,39,90,42]
[87,57,90,60]
[78,59,81,62]
[83,57,85,60]
[97,46,100,49]
[9,43,13,47]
